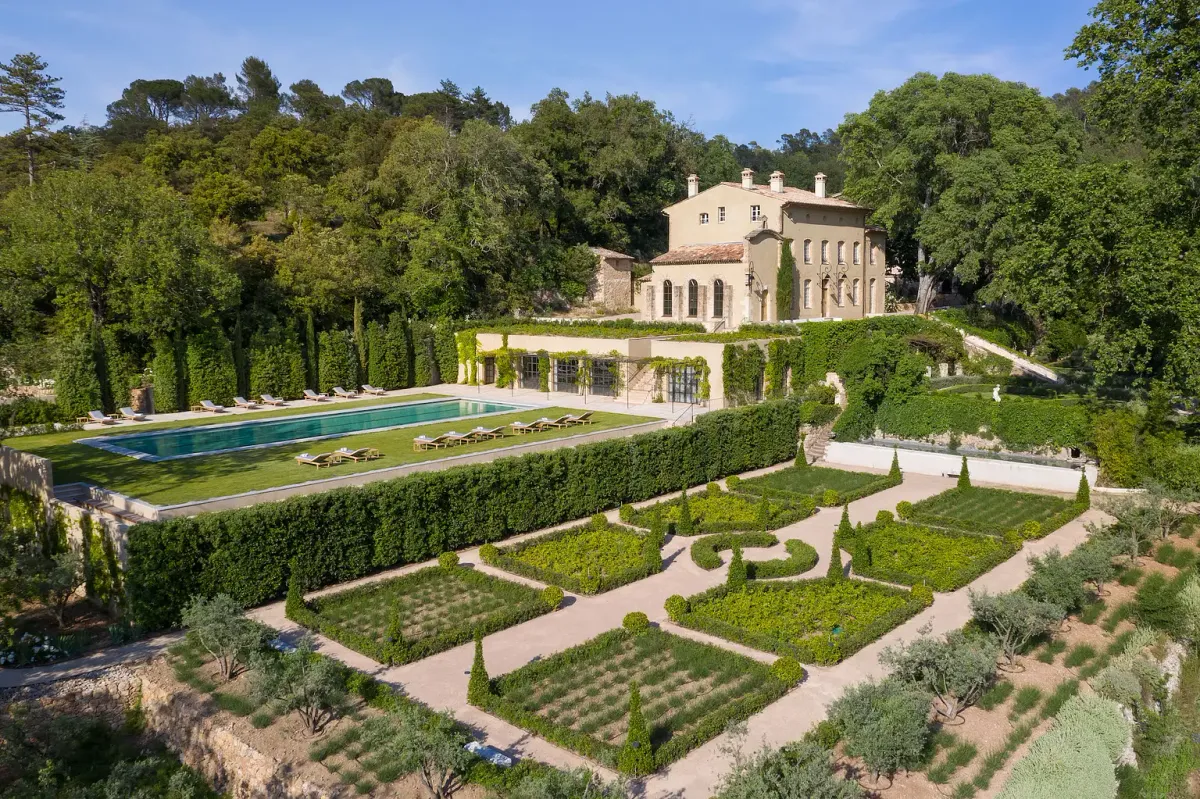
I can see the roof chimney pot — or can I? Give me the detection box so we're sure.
[687,173,699,198]
[741,168,754,190]
[770,171,784,193]
[814,172,827,198]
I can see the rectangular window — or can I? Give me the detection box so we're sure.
[668,364,699,403]
[717,206,726,223]
[751,205,761,221]
[520,355,540,390]
[837,242,845,264]
[803,279,812,309]
[870,245,877,266]
[803,240,812,263]
[699,212,709,225]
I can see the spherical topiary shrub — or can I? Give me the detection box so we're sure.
[664,595,689,622]
[541,585,564,611]
[1020,520,1042,539]
[726,475,741,489]
[896,501,914,520]
[875,509,895,524]
[911,583,934,605]
[438,551,459,570]
[706,482,721,496]
[479,543,500,564]
[821,489,840,507]
[623,611,651,634]
[591,513,609,528]
[771,656,805,687]
[619,503,635,522]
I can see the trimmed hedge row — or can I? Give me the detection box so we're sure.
[873,394,1089,452]
[673,578,931,665]
[127,399,816,628]
[476,627,791,772]
[689,533,819,578]
[286,566,550,665]
[730,465,900,506]
[482,520,660,595]
[837,520,1022,592]
[621,489,817,536]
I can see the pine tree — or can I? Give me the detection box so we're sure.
[958,455,971,489]
[1076,471,1090,507]
[677,489,694,535]
[827,539,844,580]
[617,681,654,776]
[0,52,65,185]
[889,448,901,480]
[467,632,490,705]
[727,546,748,590]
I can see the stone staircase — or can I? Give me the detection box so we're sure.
[803,424,834,464]
[623,363,660,404]
[54,483,154,527]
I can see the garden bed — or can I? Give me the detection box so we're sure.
[476,627,794,772]
[481,516,660,594]
[689,532,818,579]
[904,486,1083,537]
[728,464,899,506]
[620,483,815,535]
[837,519,1021,592]
[286,566,551,665]
[672,578,931,665]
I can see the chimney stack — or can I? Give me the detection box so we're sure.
[814,172,827,198]
[687,173,699,198]
[741,168,754,189]
[770,170,784,193]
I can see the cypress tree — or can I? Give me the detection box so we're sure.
[755,494,771,531]
[151,334,182,413]
[617,681,654,776]
[776,238,796,321]
[838,504,853,540]
[54,330,103,419]
[958,455,971,489]
[285,565,306,619]
[677,489,694,536]
[1076,471,1090,506]
[796,432,809,468]
[467,632,490,705]
[827,539,844,580]
[385,608,407,665]
[889,448,901,480]
[727,546,748,590]
[304,311,318,390]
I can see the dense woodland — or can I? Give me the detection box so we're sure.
[0,0,1197,415]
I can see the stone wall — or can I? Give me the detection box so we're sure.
[0,665,140,730]
[0,444,54,499]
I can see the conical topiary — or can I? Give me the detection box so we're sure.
[677,489,695,535]
[1076,471,1090,507]
[617,681,654,776]
[755,494,771,531]
[727,546,748,590]
[889,448,901,480]
[384,608,407,665]
[838,504,853,539]
[467,632,490,705]
[796,433,809,469]
[827,538,844,580]
[957,455,971,489]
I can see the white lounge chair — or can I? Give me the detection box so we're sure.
[196,400,225,413]
[295,452,341,467]
[332,386,358,399]
[260,394,286,406]
[233,396,259,409]
[564,411,594,425]
[335,446,380,461]
[118,407,146,421]
[304,389,329,402]
[361,385,387,396]
[81,410,116,425]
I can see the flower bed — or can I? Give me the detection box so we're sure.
[689,533,818,579]
[905,486,1083,537]
[621,484,815,535]
[730,464,899,506]
[475,627,794,772]
[286,566,550,665]
[482,517,659,595]
[837,519,1020,592]
[673,578,930,665]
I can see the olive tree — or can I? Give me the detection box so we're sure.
[881,628,999,723]
[969,590,1062,668]
[510,767,628,799]
[36,549,85,627]
[250,635,346,733]
[828,678,930,781]
[358,704,474,799]
[180,593,268,680]
[716,725,863,799]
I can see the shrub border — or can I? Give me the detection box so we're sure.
[689,532,818,578]
[622,491,817,536]
[482,521,660,595]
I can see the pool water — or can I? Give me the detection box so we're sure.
[84,399,522,461]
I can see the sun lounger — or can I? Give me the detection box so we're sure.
[361,384,387,396]
[536,416,573,428]
[413,434,452,451]
[442,431,473,446]
[335,446,380,461]
[234,396,259,409]
[118,407,146,421]
[304,389,329,401]
[294,452,341,467]
[509,420,546,434]
[81,410,116,425]
[196,400,225,413]
[468,425,506,440]
[260,394,286,406]
[332,386,358,399]
[564,411,594,425]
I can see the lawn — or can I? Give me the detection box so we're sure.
[905,486,1079,536]
[621,483,815,535]
[478,627,793,772]
[838,520,1020,592]
[10,400,655,505]
[730,464,898,505]
[483,516,659,594]
[287,565,551,665]
[674,578,930,665]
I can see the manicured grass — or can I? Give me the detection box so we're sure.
[730,464,898,505]
[623,484,814,535]
[484,517,659,594]
[905,486,1078,535]
[675,577,930,665]
[292,566,550,665]
[12,401,654,505]
[839,520,1018,592]
[479,627,793,773]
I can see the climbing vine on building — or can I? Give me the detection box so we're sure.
[723,344,767,406]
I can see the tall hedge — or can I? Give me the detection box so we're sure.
[186,327,238,407]
[317,329,359,392]
[871,394,1088,452]
[411,320,436,386]
[126,399,813,628]
[433,322,459,384]
[54,331,103,418]
[249,329,306,400]
[151,334,186,413]
[102,329,138,411]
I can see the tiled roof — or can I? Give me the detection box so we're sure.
[650,242,745,265]
[589,246,634,260]
[718,182,865,210]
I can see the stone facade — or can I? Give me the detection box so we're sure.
[586,247,635,311]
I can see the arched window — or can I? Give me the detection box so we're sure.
[687,279,699,317]
[803,239,812,263]
[803,279,812,309]
[821,241,829,264]
[713,279,724,318]
[662,280,673,316]
[853,242,861,264]
[837,242,845,264]
[852,278,860,305]
[837,278,845,306]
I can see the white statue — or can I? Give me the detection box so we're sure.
[992,385,1002,402]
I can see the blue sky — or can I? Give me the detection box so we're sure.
[3,0,1100,144]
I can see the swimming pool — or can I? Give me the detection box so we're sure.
[83,398,524,461]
